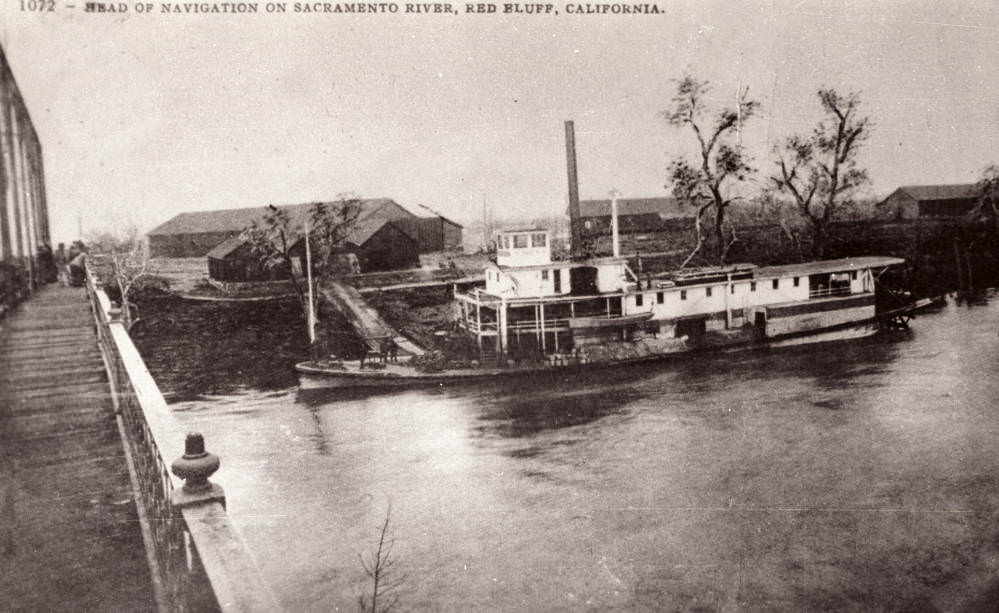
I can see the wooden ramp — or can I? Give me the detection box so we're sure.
[0,285,154,612]
[319,280,425,357]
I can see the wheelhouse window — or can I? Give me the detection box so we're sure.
[531,233,547,247]
[772,279,779,290]
[636,294,644,307]
[513,234,529,249]
[656,292,664,304]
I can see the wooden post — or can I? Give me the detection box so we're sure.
[539,302,546,352]
[953,239,965,295]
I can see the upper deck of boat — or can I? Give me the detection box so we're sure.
[752,256,905,279]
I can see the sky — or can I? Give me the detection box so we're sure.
[2,0,998,244]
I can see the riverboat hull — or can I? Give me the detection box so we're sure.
[295,317,884,390]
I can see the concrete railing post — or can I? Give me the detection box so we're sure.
[170,432,226,509]
[107,305,123,324]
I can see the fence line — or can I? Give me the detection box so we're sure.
[84,263,281,613]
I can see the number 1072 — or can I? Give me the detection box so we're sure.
[21,0,56,10]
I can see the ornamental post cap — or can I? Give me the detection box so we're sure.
[171,432,220,493]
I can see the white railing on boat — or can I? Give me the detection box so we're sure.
[808,287,852,299]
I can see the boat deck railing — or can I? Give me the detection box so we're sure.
[84,263,282,613]
[808,286,852,299]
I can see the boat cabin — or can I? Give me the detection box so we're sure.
[457,236,903,360]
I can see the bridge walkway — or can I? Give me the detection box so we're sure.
[0,284,154,612]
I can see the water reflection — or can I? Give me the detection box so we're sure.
[474,386,644,440]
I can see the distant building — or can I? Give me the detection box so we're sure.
[206,236,289,283]
[395,214,463,253]
[287,216,420,274]
[878,184,981,220]
[1,45,50,315]
[148,198,461,259]
[576,197,692,237]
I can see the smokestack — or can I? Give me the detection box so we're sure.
[565,120,582,258]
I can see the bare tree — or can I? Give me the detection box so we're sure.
[358,504,405,613]
[663,75,759,266]
[974,164,999,226]
[771,89,871,258]
[241,196,362,313]
[87,225,149,330]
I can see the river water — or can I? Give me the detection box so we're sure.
[156,297,999,611]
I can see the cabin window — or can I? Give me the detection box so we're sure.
[513,234,529,249]
[772,279,779,290]
[706,287,713,297]
[851,271,858,280]
[793,277,800,287]
[504,236,512,250]
[750,281,757,292]
[656,292,664,304]
[636,294,644,307]
[541,270,549,281]
[681,290,687,300]
[531,233,547,247]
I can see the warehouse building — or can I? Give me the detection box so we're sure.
[149,198,460,259]
[1,45,50,316]
[576,197,692,237]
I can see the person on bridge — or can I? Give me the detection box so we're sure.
[387,338,399,362]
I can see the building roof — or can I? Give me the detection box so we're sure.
[205,235,246,260]
[754,256,905,279]
[578,197,690,219]
[891,184,981,202]
[413,203,463,228]
[148,198,413,236]
[348,218,414,246]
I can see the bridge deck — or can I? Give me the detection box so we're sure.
[0,285,154,612]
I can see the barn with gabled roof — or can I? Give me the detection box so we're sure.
[878,184,982,220]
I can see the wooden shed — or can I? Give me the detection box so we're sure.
[207,237,288,282]
[878,184,981,220]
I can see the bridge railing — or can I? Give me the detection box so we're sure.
[84,263,282,613]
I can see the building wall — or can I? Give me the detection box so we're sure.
[397,217,463,253]
[442,220,463,250]
[355,223,419,272]
[208,244,289,282]
[0,45,49,316]
[581,214,692,237]
[149,231,240,258]
[918,198,977,218]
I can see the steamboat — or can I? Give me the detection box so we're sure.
[296,121,911,389]
[296,223,907,389]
